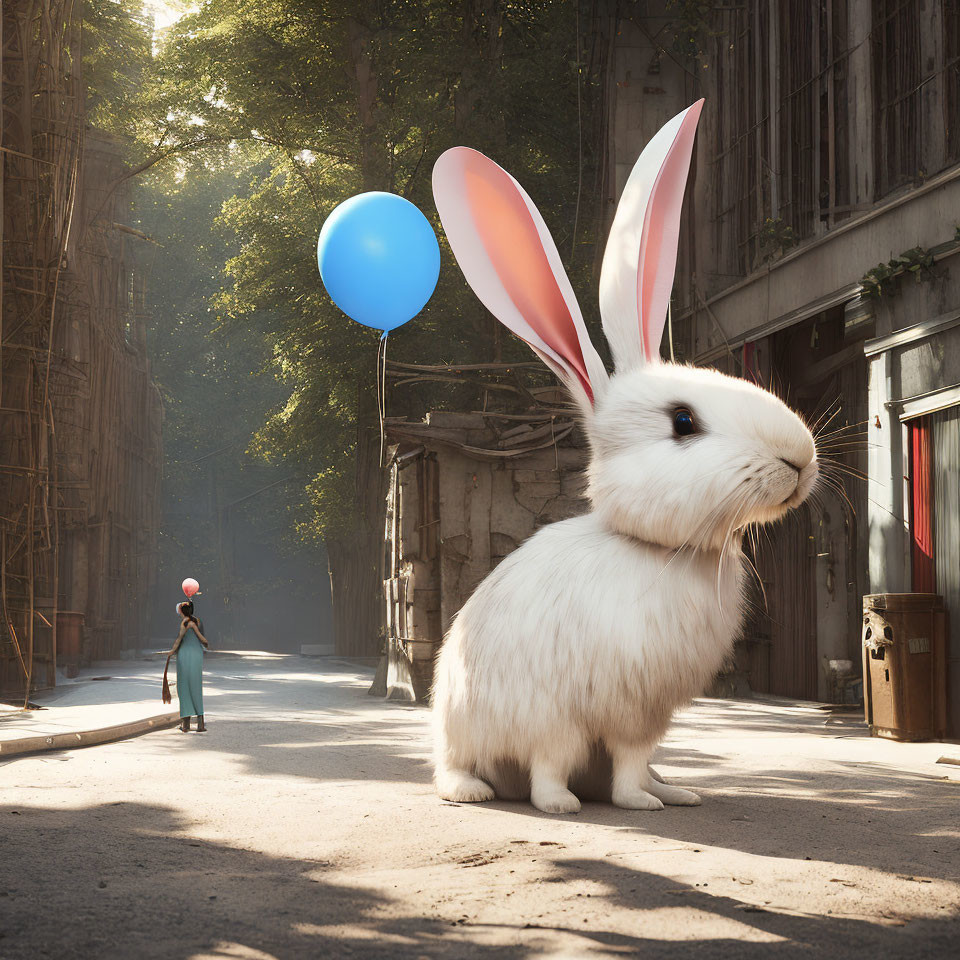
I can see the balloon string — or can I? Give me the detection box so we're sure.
[376,334,382,468]
[377,332,388,468]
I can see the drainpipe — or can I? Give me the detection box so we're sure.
[867,343,906,594]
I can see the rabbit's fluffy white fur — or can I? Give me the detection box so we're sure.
[430,102,818,813]
[433,514,742,813]
[432,366,817,813]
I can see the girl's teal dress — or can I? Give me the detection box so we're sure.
[175,624,204,718]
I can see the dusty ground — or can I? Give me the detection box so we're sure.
[1,654,958,959]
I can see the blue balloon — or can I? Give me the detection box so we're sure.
[317,192,440,333]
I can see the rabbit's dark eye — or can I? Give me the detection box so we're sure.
[673,407,696,437]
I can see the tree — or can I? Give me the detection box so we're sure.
[119,0,605,654]
[82,0,153,124]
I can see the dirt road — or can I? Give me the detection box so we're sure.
[2,655,958,958]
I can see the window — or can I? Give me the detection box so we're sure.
[711,4,770,276]
[872,0,922,195]
[946,0,960,163]
[710,1,852,276]
[872,0,960,194]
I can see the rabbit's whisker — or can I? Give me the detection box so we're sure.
[816,424,869,436]
[741,544,768,615]
[653,497,732,588]
[815,419,871,442]
[819,461,869,483]
[809,398,843,436]
[813,406,845,440]
[652,486,749,596]
[715,488,758,624]
[815,435,872,448]
[818,453,868,473]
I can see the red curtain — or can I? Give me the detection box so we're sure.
[911,416,936,592]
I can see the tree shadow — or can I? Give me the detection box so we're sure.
[670,697,871,738]
[626,763,960,882]
[3,801,955,959]
[4,654,959,959]
[149,669,958,891]
[156,714,434,786]
[470,751,960,886]
[534,856,960,957]
[0,801,513,960]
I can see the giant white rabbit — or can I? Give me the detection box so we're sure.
[430,100,818,814]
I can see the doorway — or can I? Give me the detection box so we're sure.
[906,407,960,735]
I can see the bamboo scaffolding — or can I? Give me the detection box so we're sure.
[1,1,162,697]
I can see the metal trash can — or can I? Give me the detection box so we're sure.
[862,593,947,741]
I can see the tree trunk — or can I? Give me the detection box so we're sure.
[321,17,389,658]
[326,531,382,658]
[327,372,384,657]
[347,16,383,191]
[455,0,505,143]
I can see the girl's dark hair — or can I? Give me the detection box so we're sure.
[180,601,196,622]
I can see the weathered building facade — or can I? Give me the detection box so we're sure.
[378,2,960,728]
[1,2,162,697]
[605,1,960,730]
[383,407,588,700]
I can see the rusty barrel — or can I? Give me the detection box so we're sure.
[862,593,947,741]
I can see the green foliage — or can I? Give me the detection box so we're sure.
[124,0,604,549]
[861,246,935,299]
[861,260,898,300]
[758,217,797,260]
[82,0,153,127]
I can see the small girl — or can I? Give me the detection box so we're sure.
[167,601,209,732]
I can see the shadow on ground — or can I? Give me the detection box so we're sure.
[136,665,960,892]
[6,664,957,957]
[468,751,960,882]
[160,707,959,890]
[2,801,957,960]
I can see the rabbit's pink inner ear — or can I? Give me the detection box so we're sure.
[637,101,702,363]
[637,229,663,361]
[462,155,593,400]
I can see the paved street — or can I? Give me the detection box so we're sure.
[2,654,959,959]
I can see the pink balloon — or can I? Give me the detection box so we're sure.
[182,578,200,598]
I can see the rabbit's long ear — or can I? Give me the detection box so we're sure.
[433,147,607,415]
[599,99,704,371]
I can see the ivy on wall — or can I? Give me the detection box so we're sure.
[861,246,935,299]
[758,217,797,261]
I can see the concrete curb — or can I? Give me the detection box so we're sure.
[0,711,180,758]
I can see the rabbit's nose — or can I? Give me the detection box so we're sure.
[779,457,803,473]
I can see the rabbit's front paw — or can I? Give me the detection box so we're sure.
[649,783,701,806]
[435,769,495,803]
[531,786,581,815]
[611,787,664,811]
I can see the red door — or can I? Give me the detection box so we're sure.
[910,416,935,592]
